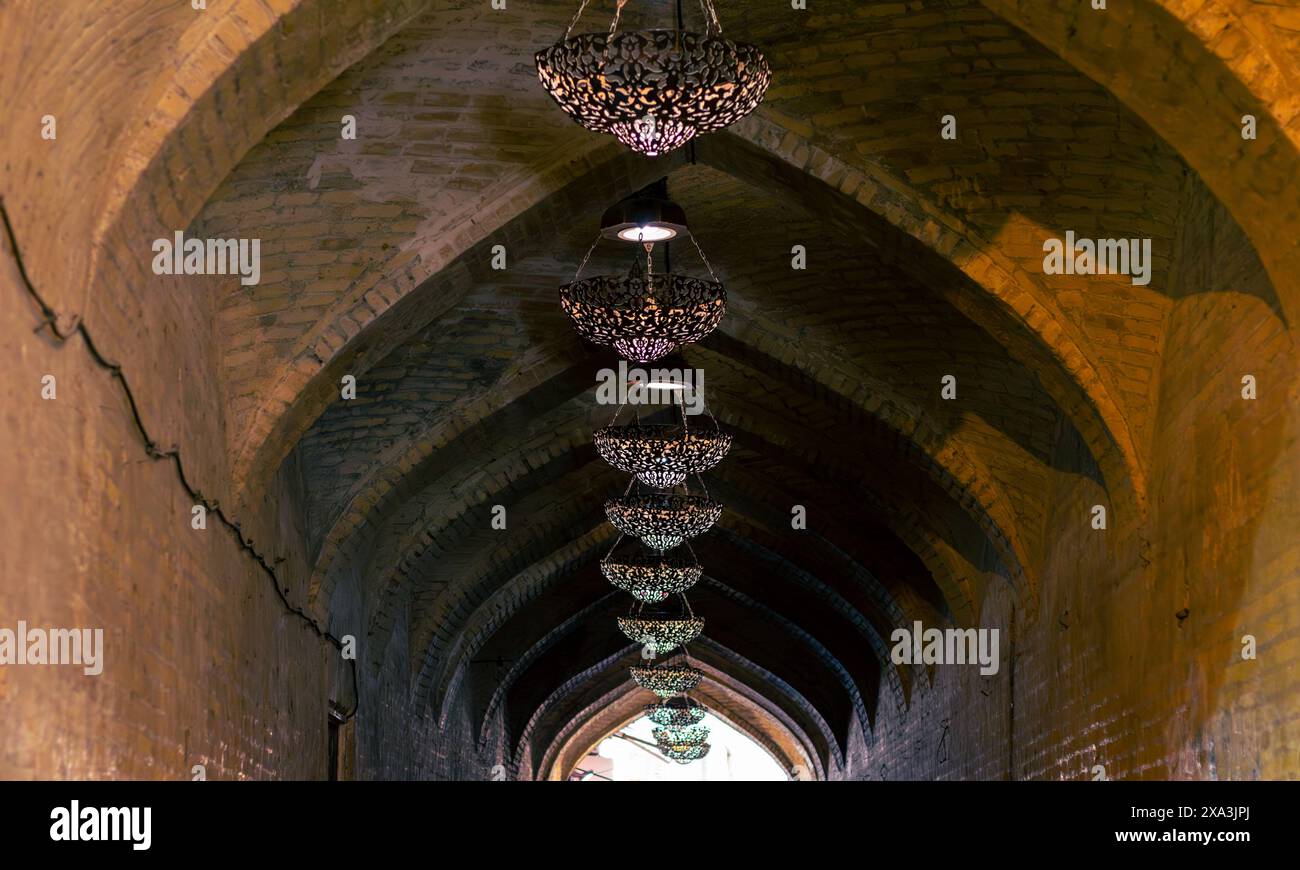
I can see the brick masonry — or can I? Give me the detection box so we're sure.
[0,0,1297,781]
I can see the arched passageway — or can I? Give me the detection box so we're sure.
[1,0,1296,782]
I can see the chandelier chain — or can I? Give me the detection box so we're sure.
[573,231,602,280]
[564,0,593,38]
[563,0,720,38]
[610,0,628,36]
[699,0,723,35]
[694,472,711,499]
[687,231,719,282]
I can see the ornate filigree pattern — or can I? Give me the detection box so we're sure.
[645,697,707,727]
[630,663,703,697]
[653,724,710,748]
[601,551,702,602]
[617,615,704,654]
[661,743,711,763]
[536,30,771,156]
[595,424,732,487]
[615,336,677,362]
[559,273,725,363]
[605,493,722,550]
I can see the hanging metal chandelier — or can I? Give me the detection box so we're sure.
[535,0,771,157]
[631,662,703,697]
[560,183,726,363]
[617,613,703,654]
[661,743,711,763]
[645,696,707,726]
[605,491,721,550]
[653,723,710,748]
[559,267,724,363]
[643,678,710,764]
[595,423,731,488]
[601,548,702,602]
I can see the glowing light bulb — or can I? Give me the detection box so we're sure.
[617,225,677,243]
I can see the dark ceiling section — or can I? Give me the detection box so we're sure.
[504,603,633,751]
[466,575,617,736]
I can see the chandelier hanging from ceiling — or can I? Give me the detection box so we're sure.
[661,743,711,763]
[605,490,722,551]
[617,601,704,654]
[559,190,725,363]
[560,272,724,363]
[596,423,731,488]
[631,662,703,697]
[536,0,771,157]
[594,351,732,485]
[653,723,710,748]
[618,615,703,654]
[601,546,702,602]
[645,696,707,727]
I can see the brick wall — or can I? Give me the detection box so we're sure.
[3,0,1298,782]
[857,174,1299,781]
[0,224,336,780]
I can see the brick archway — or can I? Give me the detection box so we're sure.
[183,1,1175,564]
[981,0,1300,328]
[544,675,818,781]
[6,0,1296,783]
[352,392,1021,722]
[437,512,905,740]
[512,641,844,779]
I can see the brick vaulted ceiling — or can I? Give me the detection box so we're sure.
[21,0,1280,778]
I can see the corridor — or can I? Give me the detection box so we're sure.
[1,0,1297,783]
